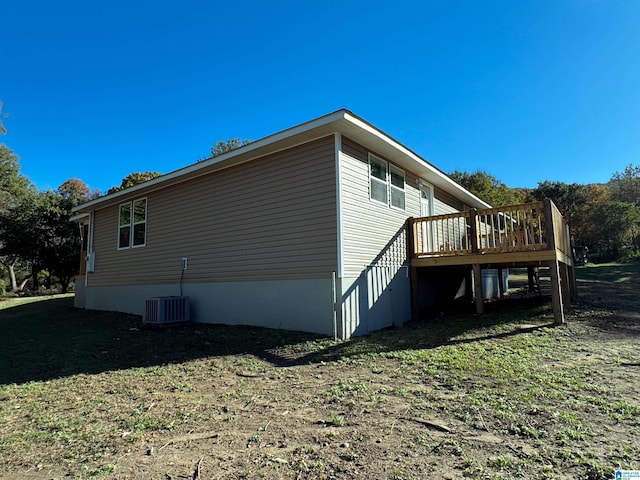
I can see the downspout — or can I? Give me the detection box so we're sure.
[85,211,95,287]
[331,272,337,341]
[334,132,345,340]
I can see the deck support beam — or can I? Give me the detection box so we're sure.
[527,267,536,292]
[472,263,484,314]
[560,262,571,307]
[465,267,474,304]
[568,265,578,302]
[407,218,420,321]
[469,210,484,314]
[549,259,565,325]
[409,267,419,321]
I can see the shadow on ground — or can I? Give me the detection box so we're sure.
[0,294,558,385]
[573,263,640,312]
[0,297,324,385]
[3,262,637,385]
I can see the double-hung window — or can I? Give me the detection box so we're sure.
[369,155,388,204]
[369,154,405,210]
[390,166,406,210]
[118,198,147,249]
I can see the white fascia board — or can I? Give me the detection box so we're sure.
[72,108,489,215]
[339,112,491,210]
[69,212,90,222]
[72,110,350,215]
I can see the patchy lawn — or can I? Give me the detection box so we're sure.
[1,264,639,480]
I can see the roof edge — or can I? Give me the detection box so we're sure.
[72,109,489,214]
[72,109,350,214]
[340,111,490,209]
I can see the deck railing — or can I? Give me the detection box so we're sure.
[547,200,574,262]
[410,199,572,261]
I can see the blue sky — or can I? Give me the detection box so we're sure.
[2,0,639,194]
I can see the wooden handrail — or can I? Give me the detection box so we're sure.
[544,198,573,263]
[411,199,571,262]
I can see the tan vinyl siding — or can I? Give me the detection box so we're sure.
[341,138,420,278]
[433,187,465,214]
[90,137,338,286]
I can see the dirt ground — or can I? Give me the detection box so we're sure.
[2,264,640,480]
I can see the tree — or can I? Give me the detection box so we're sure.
[0,145,32,209]
[57,178,101,204]
[449,170,523,207]
[0,190,81,293]
[531,181,587,232]
[107,171,162,195]
[0,190,47,290]
[591,165,640,260]
[0,101,8,135]
[55,180,95,291]
[584,183,610,204]
[205,138,251,160]
[0,144,34,291]
[46,192,82,293]
[581,201,640,260]
[58,178,89,203]
[531,176,640,261]
[609,164,640,207]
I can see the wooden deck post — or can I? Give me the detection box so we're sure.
[472,263,484,314]
[568,265,578,302]
[466,210,484,314]
[543,198,555,247]
[465,266,474,303]
[527,267,536,292]
[559,262,571,308]
[549,259,565,325]
[468,208,479,254]
[406,218,419,320]
[543,199,566,325]
[497,267,505,299]
[566,223,578,302]
[409,266,419,320]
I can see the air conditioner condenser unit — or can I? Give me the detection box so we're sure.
[144,296,190,326]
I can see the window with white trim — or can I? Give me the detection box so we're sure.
[368,154,405,210]
[390,165,406,210]
[369,155,388,204]
[118,198,147,249]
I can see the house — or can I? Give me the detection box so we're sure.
[71,109,508,339]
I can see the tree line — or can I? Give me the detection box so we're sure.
[0,143,168,295]
[0,137,248,295]
[451,168,640,262]
[1,135,638,295]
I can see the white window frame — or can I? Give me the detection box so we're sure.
[368,154,388,206]
[368,153,406,211]
[389,164,406,211]
[117,197,147,250]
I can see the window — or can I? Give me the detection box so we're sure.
[368,154,405,210]
[118,198,146,249]
[390,166,405,210]
[369,155,388,204]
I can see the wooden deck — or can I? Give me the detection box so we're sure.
[408,199,577,324]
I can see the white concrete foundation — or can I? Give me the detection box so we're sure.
[340,266,411,338]
[80,278,335,336]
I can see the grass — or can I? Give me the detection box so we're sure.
[1,264,639,479]
[577,261,640,283]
